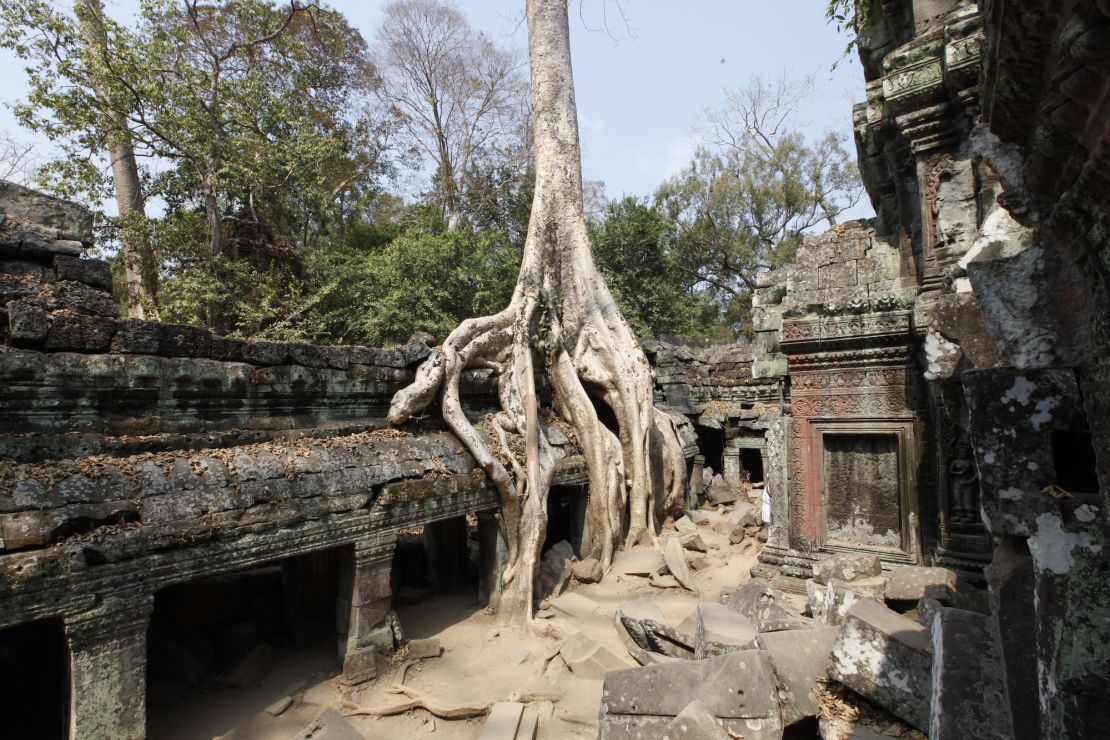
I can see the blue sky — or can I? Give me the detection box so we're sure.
[0,1,872,217]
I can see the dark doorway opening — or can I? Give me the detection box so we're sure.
[694,425,725,479]
[393,518,480,607]
[146,550,338,716]
[0,618,68,739]
[1052,430,1099,495]
[740,448,765,485]
[545,484,587,557]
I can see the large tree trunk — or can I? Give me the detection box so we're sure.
[388,0,686,628]
[76,0,158,319]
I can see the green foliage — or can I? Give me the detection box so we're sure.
[591,197,727,340]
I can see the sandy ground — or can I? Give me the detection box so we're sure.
[148,497,769,739]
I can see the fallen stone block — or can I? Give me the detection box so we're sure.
[828,599,933,731]
[537,540,575,599]
[705,480,737,505]
[884,565,957,603]
[689,553,710,570]
[694,602,758,659]
[292,708,363,740]
[649,573,680,589]
[614,599,694,661]
[265,695,293,716]
[612,548,661,576]
[812,553,883,585]
[408,637,442,659]
[675,515,698,533]
[560,632,631,679]
[661,700,730,740]
[757,626,839,725]
[598,650,782,739]
[725,577,809,631]
[678,531,708,552]
[341,646,380,685]
[551,591,600,620]
[664,536,697,591]
[479,701,524,740]
[571,557,603,583]
[808,578,883,626]
[930,607,1013,740]
[685,509,710,525]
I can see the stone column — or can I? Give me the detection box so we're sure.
[722,440,742,484]
[687,454,705,509]
[337,537,400,684]
[64,593,154,740]
[477,510,507,608]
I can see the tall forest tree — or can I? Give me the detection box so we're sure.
[657,74,862,334]
[388,0,687,627]
[374,0,529,230]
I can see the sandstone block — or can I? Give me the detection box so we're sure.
[478,701,524,740]
[660,700,730,740]
[812,553,883,585]
[664,535,696,591]
[53,255,111,289]
[407,637,441,659]
[757,625,839,724]
[44,311,114,351]
[292,708,363,740]
[612,548,664,576]
[158,323,212,357]
[598,650,781,739]
[110,319,160,354]
[551,591,600,620]
[828,599,933,731]
[884,565,958,603]
[571,557,603,583]
[560,632,630,679]
[930,607,1013,740]
[7,299,47,342]
[694,602,758,658]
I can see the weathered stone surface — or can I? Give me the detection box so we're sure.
[725,577,809,631]
[52,280,116,317]
[614,598,694,661]
[705,476,737,504]
[407,637,442,659]
[537,540,575,599]
[341,645,381,685]
[808,578,884,626]
[660,700,730,740]
[813,553,883,585]
[157,323,212,358]
[828,600,933,731]
[550,591,600,620]
[678,531,708,552]
[571,557,603,583]
[6,299,47,342]
[664,535,696,591]
[694,602,758,658]
[479,701,524,740]
[929,607,1012,740]
[757,625,840,725]
[0,180,94,243]
[884,565,957,603]
[43,311,114,351]
[110,319,160,354]
[242,339,288,365]
[612,548,664,576]
[560,632,630,679]
[598,650,782,739]
[53,255,111,290]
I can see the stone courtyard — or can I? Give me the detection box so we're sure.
[2,0,1109,738]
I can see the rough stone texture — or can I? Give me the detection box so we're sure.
[613,598,694,662]
[559,632,630,679]
[828,599,933,731]
[598,650,782,740]
[611,548,663,577]
[660,700,730,740]
[812,554,883,585]
[884,566,958,603]
[929,607,1012,740]
[0,180,94,243]
[693,602,758,659]
[757,625,839,725]
[54,255,112,291]
[808,578,883,626]
[724,578,809,632]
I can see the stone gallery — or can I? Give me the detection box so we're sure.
[1,0,1108,738]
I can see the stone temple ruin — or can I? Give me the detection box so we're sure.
[1,0,1109,738]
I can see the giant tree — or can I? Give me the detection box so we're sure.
[374,0,529,230]
[388,0,687,627]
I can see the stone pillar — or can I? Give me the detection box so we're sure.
[722,440,742,484]
[754,418,791,578]
[65,593,153,740]
[687,454,705,510]
[337,538,400,684]
[477,511,507,608]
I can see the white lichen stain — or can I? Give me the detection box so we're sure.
[1028,512,1101,574]
[1001,376,1036,406]
[1074,504,1097,523]
[999,487,1024,501]
[1030,396,1059,431]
